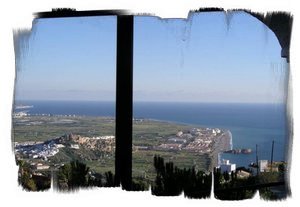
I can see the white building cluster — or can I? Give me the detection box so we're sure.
[15,140,61,160]
[15,134,116,161]
[90,136,115,140]
[155,127,224,153]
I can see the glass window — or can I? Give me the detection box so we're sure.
[13,16,117,191]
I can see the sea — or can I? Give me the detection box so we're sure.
[14,100,289,168]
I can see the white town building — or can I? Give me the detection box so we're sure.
[219,159,236,174]
[259,160,268,172]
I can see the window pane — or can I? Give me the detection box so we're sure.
[13,16,117,191]
[133,12,289,199]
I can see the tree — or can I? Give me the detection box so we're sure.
[278,163,285,174]
[20,169,37,191]
[104,171,115,187]
[152,155,211,198]
[57,160,89,190]
[70,160,89,187]
[223,171,230,182]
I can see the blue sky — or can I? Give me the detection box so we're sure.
[15,12,287,103]
[15,16,117,101]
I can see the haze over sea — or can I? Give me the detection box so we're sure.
[15,100,288,167]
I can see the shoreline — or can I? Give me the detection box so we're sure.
[210,130,232,170]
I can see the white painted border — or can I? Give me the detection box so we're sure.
[0,1,298,207]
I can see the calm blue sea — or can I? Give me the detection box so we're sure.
[15,100,288,167]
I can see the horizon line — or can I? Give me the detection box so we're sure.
[14,99,285,105]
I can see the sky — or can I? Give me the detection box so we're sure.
[15,16,117,101]
[15,11,288,103]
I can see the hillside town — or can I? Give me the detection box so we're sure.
[15,134,115,162]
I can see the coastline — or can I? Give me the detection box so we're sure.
[13,100,286,169]
[210,130,232,170]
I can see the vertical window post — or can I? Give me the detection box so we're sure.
[115,15,134,190]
